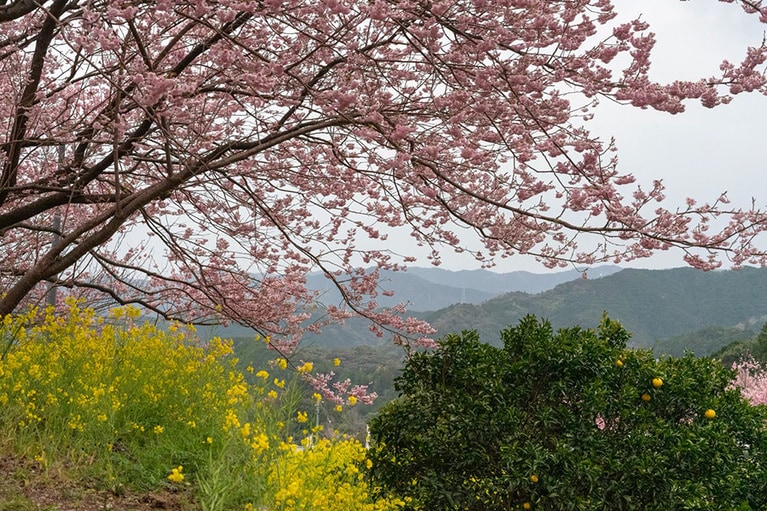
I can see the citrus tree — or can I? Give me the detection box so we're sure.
[368,316,767,510]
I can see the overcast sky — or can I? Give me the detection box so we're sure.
[420,0,767,273]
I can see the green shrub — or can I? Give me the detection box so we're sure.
[368,315,767,511]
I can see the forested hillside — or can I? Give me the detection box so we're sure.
[229,266,767,432]
[421,267,767,348]
[217,266,767,352]
[304,265,620,311]
[653,325,758,358]
[196,265,620,346]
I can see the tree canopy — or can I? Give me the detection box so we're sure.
[1,0,766,347]
[369,316,767,510]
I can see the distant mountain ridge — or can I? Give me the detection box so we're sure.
[306,265,622,312]
[420,267,767,348]
[405,265,622,295]
[202,266,767,357]
[199,265,621,345]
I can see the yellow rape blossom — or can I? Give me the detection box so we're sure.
[252,432,270,454]
[267,438,403,510]
[223,410,241,431]
[0,303,400,511]
[168,465,184,483]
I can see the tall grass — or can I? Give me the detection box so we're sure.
[0,299,401,511]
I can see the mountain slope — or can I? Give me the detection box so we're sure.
[306,270,496,312]
[421,267,767,347]
[306,265,620,312]
[406,265,622,294]
[652,325,757,358]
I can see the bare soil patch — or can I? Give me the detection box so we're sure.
[0,455,194,511]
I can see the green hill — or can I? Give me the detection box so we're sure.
[652,325,758,357]
[203,267,767,355]
[421,267,767,349]
[305,265,620,311]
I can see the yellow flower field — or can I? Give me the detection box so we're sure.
[0,300,401,511]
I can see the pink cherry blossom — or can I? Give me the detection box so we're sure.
[732,358,767,406]
[0,0,765,352]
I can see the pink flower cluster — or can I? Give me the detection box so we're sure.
[2,0,767,347]
[732,358,767,406]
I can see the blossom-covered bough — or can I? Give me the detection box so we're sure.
[1,0,767,351]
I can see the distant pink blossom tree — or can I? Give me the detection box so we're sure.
[732,358,767,406]
[2,0,767,348]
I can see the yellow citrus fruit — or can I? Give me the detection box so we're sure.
[705,409,716,419]
[523,503,531,510]
[641,393,651,402]
[616,359,624,367]
[652,377,663,388]
[530,474,539,483]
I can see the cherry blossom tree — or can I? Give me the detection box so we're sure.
[2,0,767,347]
[733,358,767,406]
